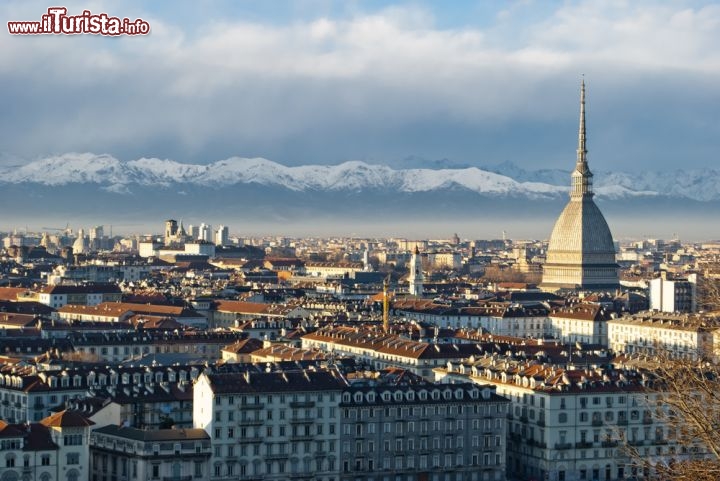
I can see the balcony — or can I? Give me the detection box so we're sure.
[290,401,316,408]
[554,443,572,450]
[575,441,593,449]
[506,413,514,420]
[237,437,263,444]
[642,417,653,425]
[537,419,545,427]
[601,440,619,448]
[617,418,628,425]
[240,404,264,410]
[290,434,315,441]
[265,453,288,460]
[519,415,529,423]
[628,439,644,446]
[290,417,315,424]
[591,419,603,427]
[239,419,264,426]
[163,476,192,481]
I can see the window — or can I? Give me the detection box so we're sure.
[67,453,80,464]
[152,465,160,479]
[41,454,51,466]
[558,413,568,423]
[64,434,83,446]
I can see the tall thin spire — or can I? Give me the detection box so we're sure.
[571,77,593,199]
[577,77,587,167]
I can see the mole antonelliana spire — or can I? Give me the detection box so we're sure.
[539,79,619,292]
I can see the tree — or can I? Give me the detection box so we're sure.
[624,351,720,481]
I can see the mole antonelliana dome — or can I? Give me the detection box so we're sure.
[539,81,619,292]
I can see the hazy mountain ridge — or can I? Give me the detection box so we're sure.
[0,153,698,201]
[484,160,720,202]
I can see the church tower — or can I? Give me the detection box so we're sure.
[540,80,619,292]
[408,246,424,297]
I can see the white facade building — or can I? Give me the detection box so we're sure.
[649,272,697,313]
[607,311,715,359]
[214,225,229,246]
[194,369,346,481]
[408,247,424,297]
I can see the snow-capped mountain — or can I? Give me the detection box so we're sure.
[484,160,720,202]
[0,152,693,200]
[1,153,718,237]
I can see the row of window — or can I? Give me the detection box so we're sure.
[215,392,337,406]
[344,452,502,472]
[5,452,79,467]
[215,406,336,422]
[345,435,502,453]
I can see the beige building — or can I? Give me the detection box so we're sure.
[540,81,619,292]
[607,311,716,359]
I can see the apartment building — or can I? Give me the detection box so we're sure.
[340,374,509,481]
[193,368,347,481]
[607,311,716,359]
[90,425,212,481]
[436,356,707,481]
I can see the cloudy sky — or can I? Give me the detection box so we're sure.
[2,0,719,172]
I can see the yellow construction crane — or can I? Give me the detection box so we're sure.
[383,274,390,333]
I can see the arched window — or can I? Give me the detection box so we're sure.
[1,470,19,481]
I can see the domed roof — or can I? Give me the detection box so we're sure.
[547,197,616,259]
[540,80,619,292]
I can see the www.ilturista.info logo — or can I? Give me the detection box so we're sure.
[8,7,150,35]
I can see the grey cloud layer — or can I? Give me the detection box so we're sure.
[1,1,718,169]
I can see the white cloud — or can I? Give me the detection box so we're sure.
[0,1,718,168]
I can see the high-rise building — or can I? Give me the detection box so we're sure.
[649,272,697,313]
[214,225,229,246]
[540,81,619,292]
[199,223,212,243]
[188,224,200,240]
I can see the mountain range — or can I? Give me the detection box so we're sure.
[0,153,717,238]
[2,153,718,200]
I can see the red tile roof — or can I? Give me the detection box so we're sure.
[40,410,95,428]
